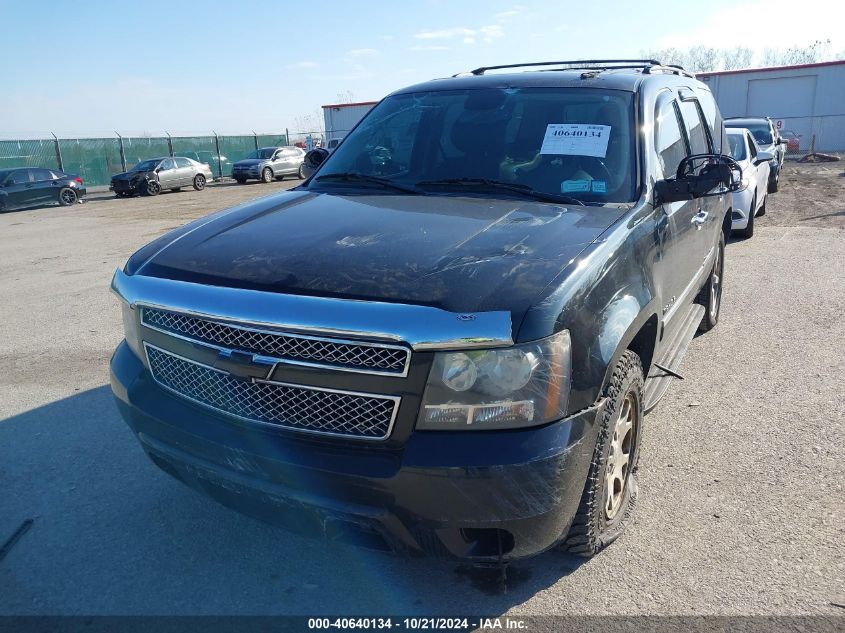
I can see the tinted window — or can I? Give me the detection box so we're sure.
[8,169,33,184]
[31,168,56,181]
[174,158,192,168]
[679,99,710,155]
[696,90,725,154]
[727,134,746,161]
[655,97,687,179]
[314,87,637,203]
[746,133,758,158]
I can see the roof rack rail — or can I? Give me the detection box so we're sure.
[456,59,695,79]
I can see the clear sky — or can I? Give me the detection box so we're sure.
[1,0,842,138]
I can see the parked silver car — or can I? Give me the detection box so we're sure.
[231,147,306,183]
[724,117,786,193]
[111,157,213,197]
[726,127,774,239]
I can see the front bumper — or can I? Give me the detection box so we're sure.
[110,341,601,561]
[111,180,139,194]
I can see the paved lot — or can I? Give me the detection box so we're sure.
[1,166,843,616]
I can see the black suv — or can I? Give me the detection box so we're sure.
[111,60,738,562]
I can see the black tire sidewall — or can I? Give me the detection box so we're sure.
[589,352,644,548]
[193,175,206,190]
[58,187,77,206]
[262,168,272,183]
[143,180,160,196]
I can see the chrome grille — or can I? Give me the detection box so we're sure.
[141,307,410,376]
[145,345,398,440]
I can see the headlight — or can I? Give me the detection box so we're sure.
[120,301,144,360]
[417,330,571,431]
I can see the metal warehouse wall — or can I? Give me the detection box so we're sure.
[700,62,845,152]
[322,103,376,142]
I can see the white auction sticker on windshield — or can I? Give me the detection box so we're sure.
[540,124,611,158]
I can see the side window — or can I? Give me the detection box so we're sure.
[174,157,191,168]
[696,90,725,154]
[654,96,687,179]
[159,158,175,170]
[30,168,56,181]
[679,99,711,155]
[8,169,33,184]
[747,133,758,159]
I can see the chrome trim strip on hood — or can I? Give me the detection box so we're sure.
[111,269,514,351]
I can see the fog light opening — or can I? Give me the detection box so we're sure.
[460,528,515,557]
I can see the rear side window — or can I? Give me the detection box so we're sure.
[174,158,192,168]
[8,169,33,184]
[655,96,687,179]
[696,90,726,154]
[31,168,56,181]
[679,99,711,155]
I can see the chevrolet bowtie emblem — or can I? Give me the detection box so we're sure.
[212,349,274,380]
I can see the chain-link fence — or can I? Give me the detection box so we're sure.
[0,132,289,187]
[773,115,845,161]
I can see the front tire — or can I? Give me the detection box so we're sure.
[767,169,779,194]
[193,174,206,191]
[58,187,77,206]
[298,164,305,179]
[235,177,246,184]
[141,180,161,196]
[696,230,725,332]
[562,350,644,557]
[261,167,273,183]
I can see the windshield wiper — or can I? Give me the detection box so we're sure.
[416,178,586,205]
[315,172,424,195]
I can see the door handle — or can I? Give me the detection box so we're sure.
[692,210,708,228]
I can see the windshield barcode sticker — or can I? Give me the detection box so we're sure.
[540,124,611,158]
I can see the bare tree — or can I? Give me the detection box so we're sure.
[721,47,754,70]
[685,46,720,72]
[761,39,832,66]
[335,90,357,104]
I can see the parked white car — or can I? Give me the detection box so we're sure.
[726,127,773,239]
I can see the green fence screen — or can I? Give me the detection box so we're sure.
[0,133,288,187]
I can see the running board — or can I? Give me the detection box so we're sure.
[643,303,705,412]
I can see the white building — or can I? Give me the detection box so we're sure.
[699,60,845,152]
[321,101,378,143]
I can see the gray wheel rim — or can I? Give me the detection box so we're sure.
[60,189,75,204]
[263,169,271,182]
[710,242,722,320]
[196,175,205,188]
[148,181,159,194]
[605,392,637,520]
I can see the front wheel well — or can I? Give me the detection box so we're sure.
[722,207,732,239]
[626,314,658,376]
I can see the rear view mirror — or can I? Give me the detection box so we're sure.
[655,154,742,205]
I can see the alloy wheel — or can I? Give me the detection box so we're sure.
[605,392,637,520]
[710,242,722,321]
[60,189,76,205]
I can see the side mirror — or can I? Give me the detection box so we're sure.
[777,138,788,145]
[756,150,775,163]
[655,154,742,205]
[155,167,162,173]
[302,148,329,179]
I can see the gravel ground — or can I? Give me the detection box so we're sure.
[0,166,843,617]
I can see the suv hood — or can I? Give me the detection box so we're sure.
[135,191,625,320]
[234,159,267,167]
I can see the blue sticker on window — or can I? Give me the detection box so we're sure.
[591,180,607,193]
[561,179,590,193]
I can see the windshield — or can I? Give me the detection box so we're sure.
[727,134,747,161]
[130,159,161,172]
[309,87,637,203]
[738,123,773,145]
[246,148,276,159]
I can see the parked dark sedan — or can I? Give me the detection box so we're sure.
[110,157,212,197]
[0,167,86,212]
